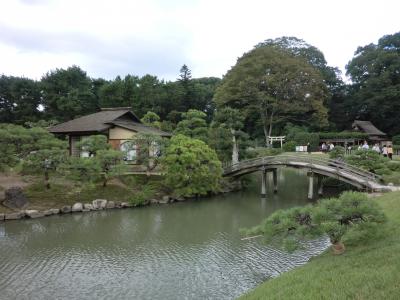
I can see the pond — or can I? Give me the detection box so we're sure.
[0,169,334,300]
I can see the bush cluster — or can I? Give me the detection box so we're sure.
[319,132,368,139]
[345,150,400,184]
[243,191,386,252]
[328,146,345,159]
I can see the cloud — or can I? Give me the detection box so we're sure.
[0,21,189,80]
[0,0,399,81]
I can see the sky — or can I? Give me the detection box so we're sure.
[0,0,399,81]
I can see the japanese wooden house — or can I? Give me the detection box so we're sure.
[49,107,172,162]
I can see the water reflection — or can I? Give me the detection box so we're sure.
[0,169,333,300]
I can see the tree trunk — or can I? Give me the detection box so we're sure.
[332,241,345,255]
[267,112,274,148]
[44,169,50,189]
[231,129,239,164]
[261,109,270,147]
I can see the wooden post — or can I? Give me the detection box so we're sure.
[261,168,267,197]
[317,175,323,196]
[307,171,314,199]
[272,169,278,193]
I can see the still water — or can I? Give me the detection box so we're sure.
[0,169,332,300]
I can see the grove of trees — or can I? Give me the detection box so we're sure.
[1,32,399,170]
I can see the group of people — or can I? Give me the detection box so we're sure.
[320,141,394,160]
[320,142,335,153]
[365,142,394,160]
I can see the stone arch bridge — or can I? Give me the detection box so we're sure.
[223,154,388,198]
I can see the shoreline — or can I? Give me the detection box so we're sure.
[239,190,400,299]
[0,176,243,222]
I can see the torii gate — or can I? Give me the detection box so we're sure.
[268,136,286,148]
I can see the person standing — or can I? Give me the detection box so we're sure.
[321,142,327,153]
[387,144,393,160]
[372,144,381,154]
[362,141,369,150]
[382,145,388,158]
[307,142,311,154]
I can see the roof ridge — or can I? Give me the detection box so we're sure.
[100,107,131,111]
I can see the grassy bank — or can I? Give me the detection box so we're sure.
[0,173,166,213]
[240,191,400,299]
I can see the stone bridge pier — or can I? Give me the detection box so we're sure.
[260,167,278,197]
[260,168,325,199]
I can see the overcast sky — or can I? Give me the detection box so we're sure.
[0,0,399,81]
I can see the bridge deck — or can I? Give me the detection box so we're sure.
[223,154,389,192]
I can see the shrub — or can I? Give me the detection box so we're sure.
[162,134,222,197]
[345,150,387,172]
[129,185,155,206]
[319,131,368,140]
[282,141,296,152]
[329,146,345,159]
[243,191,386,252]
[387,161,400,172]
[242,205,319,249]
[375,167,392,175]
[382,172,400,185]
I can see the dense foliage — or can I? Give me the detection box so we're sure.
[319,132,368,139]
[1,32,399,144]
[344,150,400,184]
[345,32,400,136]
[392,135,400,145]
[345,150,386,173]
[0,124,67,171]
[0,65,221,126]
[244,192,386,252]
[214,44,329,146]
[174,109,209,142]
[162,134,222,197]
[328,146,345,159]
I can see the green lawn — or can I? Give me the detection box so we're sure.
[240,191,400,300]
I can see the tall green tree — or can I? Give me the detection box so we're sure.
[214,45,329,146]
[174,109,209,142]
[256,37,346,130]
[0,76,42,124]
[178,64,196,111]
[212,107,246,164]
[98,75,139,109]
[41,66,98,121]
[346,32,400,136]
[140,111,161,128]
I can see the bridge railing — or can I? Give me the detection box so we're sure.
[223,154,381,182]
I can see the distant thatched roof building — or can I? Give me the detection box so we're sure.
[352,120,388,142]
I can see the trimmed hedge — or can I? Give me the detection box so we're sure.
[319,131,368,139]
